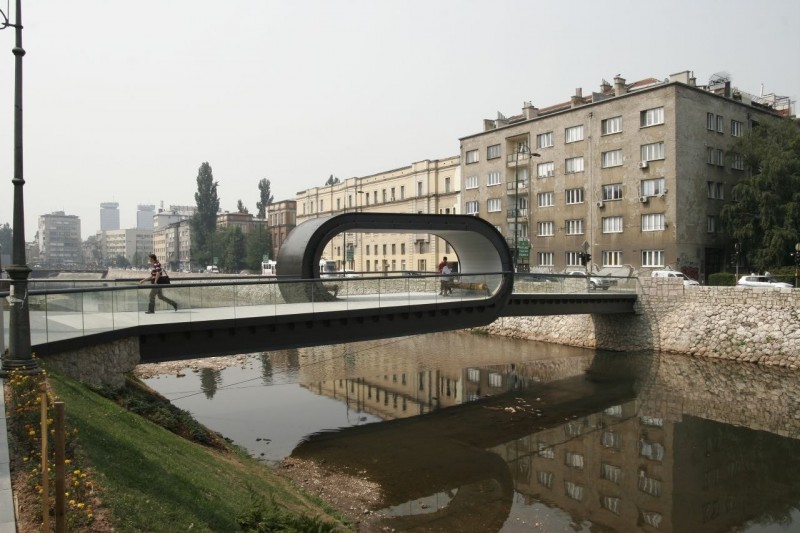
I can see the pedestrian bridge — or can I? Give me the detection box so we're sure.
[1,273,638,362]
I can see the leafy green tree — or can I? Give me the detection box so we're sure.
[216,226,246,273]
[256,178,274,219]
[721,119,800,271]
[0,222,13,260]
[244,224,273,271]
[113,255,131,269]
[191,162,220,267]
[236,199,249,214]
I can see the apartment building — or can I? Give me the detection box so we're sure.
[101,228,153,266]
[459,70,791,279]
[296,157,460,273]
[267,200,296,261]
[216,212,266,235]
[153,219,192,272]
[37,211,82,267]
[99,202,120,231]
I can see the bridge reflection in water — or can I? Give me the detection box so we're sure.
[141,331,800,532]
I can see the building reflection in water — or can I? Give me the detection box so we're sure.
[292,341,800,532]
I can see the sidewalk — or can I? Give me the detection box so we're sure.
[0,377,16,532]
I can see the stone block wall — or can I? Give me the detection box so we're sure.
[481,278,800,369]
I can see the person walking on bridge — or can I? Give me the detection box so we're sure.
[140,253,178,313]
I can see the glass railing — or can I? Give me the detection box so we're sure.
[512,273,640,294]
[2,273,504,348]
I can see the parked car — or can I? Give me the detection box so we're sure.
[737,275,792,288]
[651,270,699,286]
[565,270,614,290]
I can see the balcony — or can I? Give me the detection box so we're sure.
[506,208,528,221]
[506,180,529,195]
[506,152,536,167]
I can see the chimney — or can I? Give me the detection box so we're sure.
[523,101,539,119]
[571,88,583,108]
[614,76,627,96]
[600,79,612,93]
[724,81,731,98]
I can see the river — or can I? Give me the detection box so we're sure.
[141,331,800,532]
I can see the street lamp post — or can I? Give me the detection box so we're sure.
[513,144,539,271]
[1,0,39,374]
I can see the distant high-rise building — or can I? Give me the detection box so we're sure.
[100,202,120,231]
[38,211,82,267]
[137,204,155,230]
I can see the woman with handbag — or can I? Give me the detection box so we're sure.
[139,253,178,313]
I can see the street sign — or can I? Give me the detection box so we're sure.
[518,240,530,259]
[582,240,590,253]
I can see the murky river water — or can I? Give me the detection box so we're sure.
[142,331,800,532]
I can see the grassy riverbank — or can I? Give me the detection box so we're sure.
[11,371,350,532]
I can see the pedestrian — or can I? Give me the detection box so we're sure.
[139,253,178,314]
[441,262,453,295]
[438,256,451,295]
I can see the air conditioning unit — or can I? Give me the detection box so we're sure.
[596,200,605,208]
[639,196,649,203]
[639,161,649,169]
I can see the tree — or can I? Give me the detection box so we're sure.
[256,178,274,219]
[244,224,273,271]
[191,162,220,267]
[215,226,246,273]
[721,119,800,271]
[236,199,249,214]
[0,222,13,259]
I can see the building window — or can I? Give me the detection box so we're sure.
[732,153,744,170]
[401,243,405,254]
[565,219,584,235]
[537,221,555,237]
[400,185,405,199]
[716,115,724,133]
[416,182,423,196]
[465,175,479,189]
[731,119,743,137]
[487,198,502,212]
[537,131,553,149]
[537,471,554,488]
[602,184,623,201]
[638,473,662,497]
[565,156,584,174]
[641,177,666,197]
[601,150,623,168]
[641,142,665,162]
[537,162,555,178]
[707,181,724,199]
[706,112,715,130]
[487,144,501,160]
[382,244,387,255]
[601,463,622,484]
[537,192,554,207]
[465,149,479,164]
[601,495,621,515]
[565,188,584,205]
[642,250,665,267]
[487,171,501,186]
[706,147,715,165]
[537,251,554,266]
[603,250,623,266]
[640,107,664,127]
[601,116,622,135]
[641,213,665,231]
[465,201,479,215]
[391,243,396,255]
[382,190,387,203]
[565,125,584,143]
[565,481,584,501]
[602,216,624,233]
[565,452,584,470]
[707,215,717,233]
[566,251,582,266]
[716,149,725,166]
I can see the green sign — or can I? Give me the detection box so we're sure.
[518,240,530,258]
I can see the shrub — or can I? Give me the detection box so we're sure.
[708,272,736,286]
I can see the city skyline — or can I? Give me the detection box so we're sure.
[0,0,798,240]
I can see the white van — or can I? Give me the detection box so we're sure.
[206,265,220,274]
[651,270,699,286]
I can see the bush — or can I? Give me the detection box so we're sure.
[708,272,736,286]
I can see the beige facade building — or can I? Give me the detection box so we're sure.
[459,70,791,280]
[267,200,297,261]
[153,219,192,272]
[100,228,153,266]
[37,211,82,267]
[296,157,461,273]
[216,212,266,235]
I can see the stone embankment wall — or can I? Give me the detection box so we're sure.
[481,278,800,369]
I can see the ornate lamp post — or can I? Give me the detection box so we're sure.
[1,0,39,375]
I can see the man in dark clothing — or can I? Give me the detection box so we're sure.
[139,253,178,313]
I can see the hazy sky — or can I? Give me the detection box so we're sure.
[0,0,798,240]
